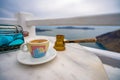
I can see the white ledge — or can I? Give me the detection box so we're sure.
[83,46,120,61]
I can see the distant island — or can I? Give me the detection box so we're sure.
[36,28,52,32]
[56,26,95,30]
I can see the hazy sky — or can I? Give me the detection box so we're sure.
[0,0,120,18]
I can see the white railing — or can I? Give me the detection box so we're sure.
[0,12,120,61]
[0,12,120,36]
[26,13,120,36]
[27,13,120,26]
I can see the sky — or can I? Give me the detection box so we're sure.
[0,0,120,19]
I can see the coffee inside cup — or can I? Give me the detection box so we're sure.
[30,39,47,43]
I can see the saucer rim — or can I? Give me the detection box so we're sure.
[17,47,57,65]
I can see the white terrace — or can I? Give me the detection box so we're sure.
[0,12,120,80]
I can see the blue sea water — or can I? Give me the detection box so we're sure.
[36,26,120,49]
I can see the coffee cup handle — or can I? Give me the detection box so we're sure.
[20,43,28,52]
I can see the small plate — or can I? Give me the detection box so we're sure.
[17,44,57,65]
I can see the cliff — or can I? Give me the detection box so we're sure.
[96,29,120,53]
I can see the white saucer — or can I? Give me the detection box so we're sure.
[17,45,57,65]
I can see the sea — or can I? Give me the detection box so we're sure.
[36,26,120,50]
